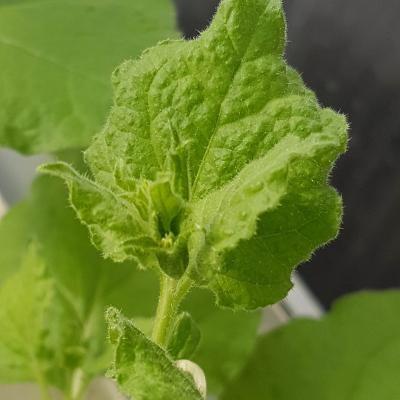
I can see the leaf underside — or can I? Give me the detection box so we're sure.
[41,0,348,310]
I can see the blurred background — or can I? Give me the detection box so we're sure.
[1,0,399,309]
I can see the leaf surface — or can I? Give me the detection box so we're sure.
[0,0,177,154]
[106,307,203,400]
[167,312,201,360]
[221,291,400,400]
[42,0,348,309]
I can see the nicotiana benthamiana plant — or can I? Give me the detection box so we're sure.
[1,0,400,399]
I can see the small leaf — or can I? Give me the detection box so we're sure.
[0,0,177,154]
[168,312,201,359]
[150,175,184,234]
[39,161,160,266]
[106,307,203,400]
[221,291,400,400]
[0,243,53,384]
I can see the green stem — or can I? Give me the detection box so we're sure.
[64,368,86,400]
[152,274,192,348]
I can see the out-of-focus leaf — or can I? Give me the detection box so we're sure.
[0,0,177,154]
[221,291,400,400]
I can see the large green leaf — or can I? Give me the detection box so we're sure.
[106,308,203,400]
[221,291,400,400]
[0,173,261,393]
[41,0,347,311]
[0,0,177,154]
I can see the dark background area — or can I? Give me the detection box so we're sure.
[174,0,400,307]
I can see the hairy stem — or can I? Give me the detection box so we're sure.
[152,274,192,348]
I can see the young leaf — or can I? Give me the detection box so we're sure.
[221,291,400,400]
[167,312,201,359]
[0,243,53,385]
[106,307,203,400]
[0,0,177,154]
[38,161,161,266]
[42,0,347,309]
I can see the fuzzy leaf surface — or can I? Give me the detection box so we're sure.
[106,308,203,400]
[221,291,400,400]
[42,0,347,309]
[0,0,177,154]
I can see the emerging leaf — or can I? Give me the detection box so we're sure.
[41,0,348,309]
[221,291,400,400]
[168,312,201,359]
[106,307,203,400]
[0,0,177,154]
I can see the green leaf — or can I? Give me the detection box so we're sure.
[42,0,347,309]
[0,243,53,384]
[167,312,201,360]
[185,289,261,395]
[221,291,400,400]
[0,0,177,154]
[38,161,161,266]
[0,175,160,391]
[106,307,203,400]
[187,119,345,309]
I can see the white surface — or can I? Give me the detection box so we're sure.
[0,193,6,218]
[0,148,50,205]
[284,273,324,318]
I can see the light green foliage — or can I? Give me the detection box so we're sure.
[168,312,201,360]
[186,289,260,395]
[0,244,53,385]
[106,308,203,400]
[0,174,261,394]
[41,0,347,310]
[221,291,400,400]
[0,0,177,154]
